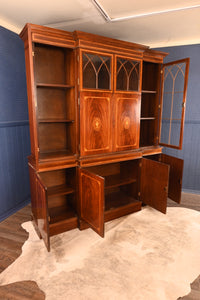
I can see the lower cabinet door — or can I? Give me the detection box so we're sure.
[79,168,105,237]
[160,154,184,204]
[141,158,169,213]
[36,178,50,251]
[29,165,50,251]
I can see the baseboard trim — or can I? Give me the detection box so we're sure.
[0,197,31,222]
[182,189,200,195]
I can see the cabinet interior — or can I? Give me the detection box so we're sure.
[85,160,141,214]
[39,167,77,235]
[140,61,160,147]
[34,43,76,160]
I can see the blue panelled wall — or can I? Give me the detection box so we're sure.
[0,26,30,221]
[155,44,200,194]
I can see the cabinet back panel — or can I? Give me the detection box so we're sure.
[38,123,68,152]
[142,62,159,91]
[48,195,68,208]
[140,120,156,147]
[39,168,76,187]
[40,169,67,187]
[141,94,157,118]
[86,163,120,177]
[37,89,67,119]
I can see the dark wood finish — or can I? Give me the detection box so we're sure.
[79,168,105,237]
[141,158,169,213]
[104,191,141,222]
[113,93,140,151]
[80,91,112,156]
[35,176,50,251]
[21,24,189,249]
[161,154,184,204]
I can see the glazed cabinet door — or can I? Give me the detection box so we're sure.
[80,91,112,156]
[140,158,169,213]
[160,154,183,203]
[159,58,190,149]
[79,168,105,237]
[113,93,140,151]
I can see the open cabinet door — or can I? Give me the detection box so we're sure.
[161,154,183,204]
[141,158,169,213]
[79,168,105,237]
[36,177,50,251]
[159,58,190,149]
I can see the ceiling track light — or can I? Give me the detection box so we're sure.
[92,0,200,22]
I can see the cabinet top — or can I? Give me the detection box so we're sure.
[20,23,168,62]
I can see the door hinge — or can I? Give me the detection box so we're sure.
[32,51,34,57]
[139,162,142,168]
[77,78,80,85]
[138,192,141,197]
[37,147,39,152]
[78,97,80,105]
[182,102,186,108]
[161,69,163,74]
[158,104,161,109]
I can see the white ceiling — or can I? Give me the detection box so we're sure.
[0,0,200,47]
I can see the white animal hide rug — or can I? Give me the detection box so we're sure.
[0,207,200,300]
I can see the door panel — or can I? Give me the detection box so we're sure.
[159,58,190,149]
[141,158,169,213]
[79,168,105,237]
[80,92,112,156]
[161,154,183,203]
[113,93,140,151]
[36,176,50,251]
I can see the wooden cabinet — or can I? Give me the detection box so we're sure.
[20,24,189,251]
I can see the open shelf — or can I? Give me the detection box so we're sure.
[142,90,157,94]
[47,184,74,197]
[39,150,75,162]
[48,206,77,224]
[37,83,74,89]
[105,174,136,189]
[140,117,156,120]
[38,119,74,123]
[104,190,141,222]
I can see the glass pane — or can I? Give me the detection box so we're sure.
[160,120,170,145]
[82,53,111,90]
[160,61,187,148]
[170,121,181,146]
[116,58,140,91]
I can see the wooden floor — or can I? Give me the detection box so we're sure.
[0,193,199,300]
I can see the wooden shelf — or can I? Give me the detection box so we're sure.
[140,117,156,120]
[105,191,140,211]
[47,184,74,197]
[142,90,157,94]
[38,119,74,123]
[48,206,77,224]
[104,191,141,222]
[105,174,136,189]
[36,83,74,89]
[39,150,75,162]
